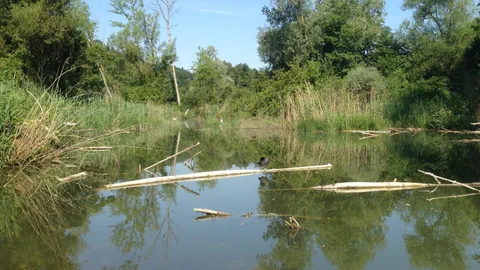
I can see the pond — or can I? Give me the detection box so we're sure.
[2,128,480,269]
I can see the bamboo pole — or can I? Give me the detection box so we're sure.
[143,141,200,171]
[104,164,333,190]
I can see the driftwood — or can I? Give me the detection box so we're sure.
[103,164,333,190]
[312,181,431,191]
[310,180,480,194]
[309,171,480,201]
[193,208,231,216]
[56,172,88,183]
[143,142,200,171]
[285,216,301,229]
[418,170,480,193]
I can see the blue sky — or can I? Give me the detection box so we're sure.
[84,0,410,70]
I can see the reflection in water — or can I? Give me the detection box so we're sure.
[1,130,480,269]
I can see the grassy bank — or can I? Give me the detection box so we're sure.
[281,80,389,132]
[0,80,181,170]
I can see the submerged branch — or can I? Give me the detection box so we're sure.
[144,141,200,171]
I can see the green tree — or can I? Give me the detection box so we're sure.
[257,0,315,70]
[1,0,92,93]
[185,46,234,107]
[108,0,173,102]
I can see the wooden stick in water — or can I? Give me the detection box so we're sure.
[418,170,480,193]
[193,208,231,216]
[104,164,333,190]
[143,142,200,171]
[312,181,431,190]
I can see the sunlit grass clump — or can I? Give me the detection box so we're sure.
[282,74,389,132]
[0,79,180,169]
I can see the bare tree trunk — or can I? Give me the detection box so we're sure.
[172,63,181,105]
[97,63,112,99]
[156,0,181,105]
[86,34,112,99]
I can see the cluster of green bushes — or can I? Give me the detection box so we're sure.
[1,0,480,136]
[180,0,480,131]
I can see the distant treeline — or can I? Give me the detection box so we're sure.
[1,0,480,129]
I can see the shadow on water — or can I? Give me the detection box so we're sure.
[2,129,480,269]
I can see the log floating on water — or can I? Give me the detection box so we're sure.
[313,181,432,191]
[193,208,232,216]
[103,164,333,190]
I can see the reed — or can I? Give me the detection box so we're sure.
[0,79,181,169]
[281,81,389,132]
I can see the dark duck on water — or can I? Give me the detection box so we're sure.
[258,157,269,167]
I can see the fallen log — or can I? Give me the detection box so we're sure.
[193,208,231,216]
[312,181,432,191]
[103,164,333,190]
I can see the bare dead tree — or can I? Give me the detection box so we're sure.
[86,33,113,99]
[154,0,181,105]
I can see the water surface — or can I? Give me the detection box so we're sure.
[2,129,480,269]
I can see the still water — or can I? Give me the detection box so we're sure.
[2,128,480,269]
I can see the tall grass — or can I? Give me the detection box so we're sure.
[0,79,181,169]
[281,80,389,132]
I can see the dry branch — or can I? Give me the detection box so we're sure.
[193,208,231,216]
[285,216,301,229]
[56,172,88,183]
[312,181,431,191]
[418,170,480,193]
[144,141,200,171]
[104,164,333,190]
